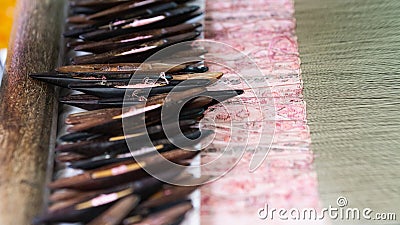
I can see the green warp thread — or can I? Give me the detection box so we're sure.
[296,0,400,223]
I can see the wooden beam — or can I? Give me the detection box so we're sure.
[0,0,64,224]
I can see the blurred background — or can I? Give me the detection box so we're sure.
[0,0,15,48]
[0,0,15,79]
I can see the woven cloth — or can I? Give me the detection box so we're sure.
[200,1,324,224]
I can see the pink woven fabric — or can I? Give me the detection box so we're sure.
[200,1,324,224]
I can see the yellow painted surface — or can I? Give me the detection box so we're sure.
[0,0,16,48]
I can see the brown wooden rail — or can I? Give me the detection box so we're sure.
[0,0,64,224]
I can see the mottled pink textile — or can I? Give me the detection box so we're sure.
[200,1,324,224]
